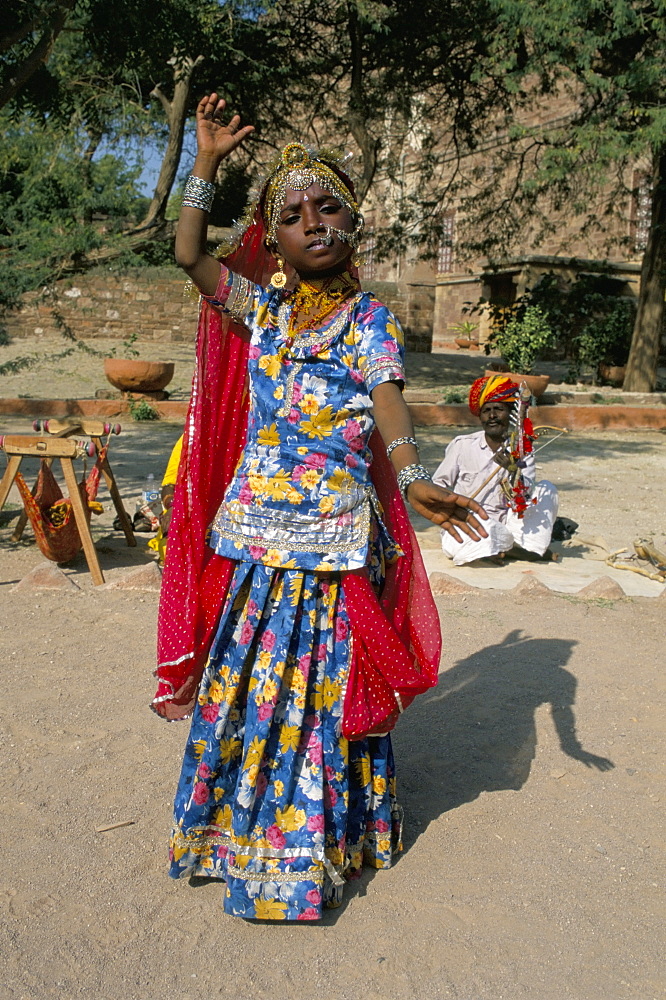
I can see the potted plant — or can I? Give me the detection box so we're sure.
[484,304,555,398]
[570,298,634,387]
[449,320,480,350]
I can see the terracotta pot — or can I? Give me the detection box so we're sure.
[104,359,175,393]
[484,369,550,399]
[598,363,626,387]
[455,337,471,349]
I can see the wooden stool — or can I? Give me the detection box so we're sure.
[12,417,136,549]
[0,435,107,585]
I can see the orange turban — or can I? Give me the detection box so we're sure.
[468,375,520,417]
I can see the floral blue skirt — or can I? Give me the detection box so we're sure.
[169,560,402,920]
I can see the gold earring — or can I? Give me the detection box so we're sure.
[352,251,365,268]
[270,255,287,288]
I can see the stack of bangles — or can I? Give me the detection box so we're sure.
[397,463,433,499]
[182,174,216,212]
[386,436,433,499]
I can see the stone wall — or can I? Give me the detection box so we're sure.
[3,267,200,343]
[368,280,436,353]
[4,268,436,352]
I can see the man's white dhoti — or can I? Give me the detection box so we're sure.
[433,430,559,566]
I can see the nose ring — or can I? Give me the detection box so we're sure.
[320,226,333,246]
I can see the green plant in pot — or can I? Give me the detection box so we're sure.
[485,305,556,397]
[449,320,479,348]
[571,298,634,386]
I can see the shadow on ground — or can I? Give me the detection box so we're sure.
[394,628,614,848]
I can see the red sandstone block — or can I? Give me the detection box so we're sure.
[429,571,480,595]
[577,576,626,599]
[101,561,162,591]
[13,562,82,591]
[512,573,551,595]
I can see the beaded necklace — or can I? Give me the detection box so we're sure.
[287,272,359,339]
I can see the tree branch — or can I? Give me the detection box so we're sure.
[0,0,76,110]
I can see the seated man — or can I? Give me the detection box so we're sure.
[433,375,559,565]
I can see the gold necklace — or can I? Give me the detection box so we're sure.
[288,273,359,338]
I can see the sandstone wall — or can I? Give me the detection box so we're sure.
[3,268,199,344]
[4,269,435,353]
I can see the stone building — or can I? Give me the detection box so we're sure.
[358,98,652,355]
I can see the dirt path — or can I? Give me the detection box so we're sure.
[1,350,665,999]
[1,585,663,1000]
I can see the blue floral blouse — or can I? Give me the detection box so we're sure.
[205,269,405,572]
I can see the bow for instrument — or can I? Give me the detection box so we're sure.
[532,425,570,454]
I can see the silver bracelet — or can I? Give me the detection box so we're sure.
[386,435,418,458]
[182,174,216,212]
[397,463,432,500]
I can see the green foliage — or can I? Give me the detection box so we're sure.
[523,271,636,380]
[0,346,76,377]
[449,320,479,340]
[440,386,468,404]
[589,393,622,405]
[106,332,140,359]
[127,398,159,421]
[486,305,555,373]
[0,111,145,311]
[572,298,635,373]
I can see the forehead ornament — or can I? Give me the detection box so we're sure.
[212,141,363,259]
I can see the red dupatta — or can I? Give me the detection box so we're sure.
[153,221,270,721]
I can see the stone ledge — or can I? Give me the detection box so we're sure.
[407,401,666,430]
[1,397,666,430]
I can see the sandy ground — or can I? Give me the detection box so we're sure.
[1,584,664,1000]
[0,348,665,1000]
[8,336,665,401]
[1,339,498,400]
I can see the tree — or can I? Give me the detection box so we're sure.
[0,0,78,110]
[476,0,666,391]
[0,108,144,313]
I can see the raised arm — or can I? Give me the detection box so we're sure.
[371,381,488,542]
[175,93,255,297]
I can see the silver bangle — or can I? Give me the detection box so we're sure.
[182,174,216,212]
[386,435,418,458]
[397,463,432,500]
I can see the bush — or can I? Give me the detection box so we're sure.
[487,305,556,374]
[128,399,159,421]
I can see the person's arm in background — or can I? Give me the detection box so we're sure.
[159,436,183,535]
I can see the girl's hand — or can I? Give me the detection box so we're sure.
[407,480,489,542]
[195,92,254,162]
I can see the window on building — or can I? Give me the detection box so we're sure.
[437,212,456,274]
[360,236,376,282]
[632,171,652,253]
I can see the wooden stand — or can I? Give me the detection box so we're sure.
[0,420,136,586]
[10,418,136,550]
[0,435,106,585]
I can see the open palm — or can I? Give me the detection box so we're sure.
[195,92,255,160]
[408,480,489,542]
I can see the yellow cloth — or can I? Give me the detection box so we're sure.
[148,436,184,565]
[162,436,183,486]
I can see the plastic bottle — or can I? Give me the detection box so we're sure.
[141,473,161,512]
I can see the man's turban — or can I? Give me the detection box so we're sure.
[468,374,520,417]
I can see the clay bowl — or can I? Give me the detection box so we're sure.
[104,359,175,393]
[484,369,550,399]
